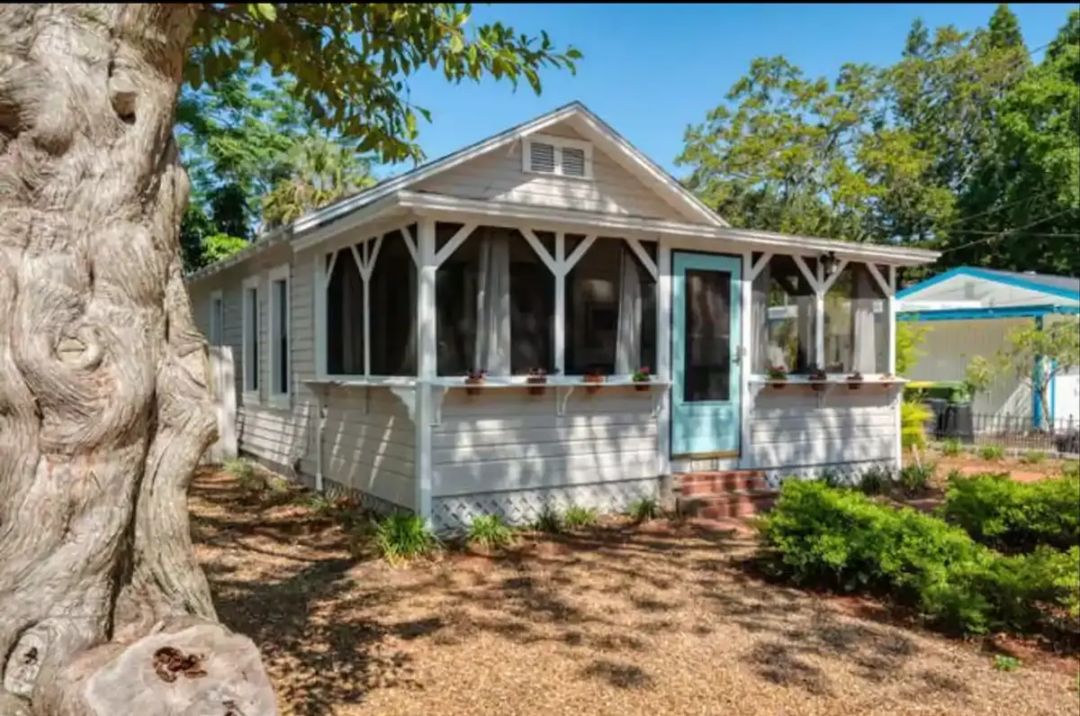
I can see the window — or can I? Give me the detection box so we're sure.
[242,277,260,397]
[751,255,817,374]
[565,238,656,375]
[268,266,289,402]
[209,290,224,346]
[325,245,365,376]
[369,230,418,375]
[684,269,731,401]
[823,263,888,374]
[435,225,555,376]
[523,134,593,179]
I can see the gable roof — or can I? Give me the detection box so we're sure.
[290,101,726,237]
[897,266,1080,303]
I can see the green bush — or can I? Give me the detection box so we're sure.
[1061,461,1079,480]
[627,497,661,522]
[467,514,514,550]
[758,480,1079,635]
[373,513,438,564]
[993,655,1021,672]
[534,506,562,533]
[857,465,894,496]
[901,401,933,451]
[898,462,935,495]
[224,458,261,491]
[941,439,963,457]
[1019,450,1046,465]
[979,444,1005,461]
[942,473,1080,551]
[563,505,599,529]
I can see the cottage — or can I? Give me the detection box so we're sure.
[897,266,1080,428]
[186,102,938,531]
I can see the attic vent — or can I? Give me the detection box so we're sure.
[523,134,593,179]
[562,147,586,177]
[529,141,556,174]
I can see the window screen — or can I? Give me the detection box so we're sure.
[369,231,417,375]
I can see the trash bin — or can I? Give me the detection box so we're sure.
[923,398,948,440]
[943,403,974,443]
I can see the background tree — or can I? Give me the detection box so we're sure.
[0,4,577,713]
[677,4,1078,280]
[997,320,1080,430]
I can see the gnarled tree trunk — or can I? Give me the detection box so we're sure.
[0,5,275,713]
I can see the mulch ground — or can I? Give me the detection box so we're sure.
[190,468,1080,716]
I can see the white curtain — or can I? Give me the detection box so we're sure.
[796,294,815,371]
[851,266,876,373]
[473,233,511,375]
[615,247,642,373]
[751,262,769,373]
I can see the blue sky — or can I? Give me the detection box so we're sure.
[379,3,1074,180]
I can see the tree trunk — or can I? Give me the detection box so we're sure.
[0,5,275,713]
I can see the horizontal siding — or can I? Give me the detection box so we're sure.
[414,119,683,221]
[318,387,416,509]
[748,389,897,470]
[238,404,312,468]
[433,390,658,497]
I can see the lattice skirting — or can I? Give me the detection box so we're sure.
[760,459,897,489]
[432,478,661,534]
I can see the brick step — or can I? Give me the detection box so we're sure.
[676,471,768,496]
[677,490,778,519]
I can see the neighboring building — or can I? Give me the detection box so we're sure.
[186,102,937,531]
[897,267,1080,426]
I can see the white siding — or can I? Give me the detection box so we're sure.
[414,120,684,221]
[432,388,657,497]
[747,388,897,473]
[910,318,1032,418]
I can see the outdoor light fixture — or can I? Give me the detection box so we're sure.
[821,251,840,277]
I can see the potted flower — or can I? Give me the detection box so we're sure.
[464,369,486,396]
[583,368,605,394]
[846,371,864,390]
[766,365,788,388]
[807,365,828,392]
[632,366,652,392]
[526,367,548,395]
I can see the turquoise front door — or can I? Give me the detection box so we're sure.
[672,252,742,456]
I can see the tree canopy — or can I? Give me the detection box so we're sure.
[178,3,580,270]
[678,4,1079,278]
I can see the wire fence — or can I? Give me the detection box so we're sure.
[926,404,1080,454]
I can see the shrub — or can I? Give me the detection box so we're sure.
[898,462,935,495]
[224,458,261,492]
[857,465,894,496]
[563,505,599,529]
[758,480,1079,635]
[534,506,562,533]
[941,439,963,457]
[942,473,1080,551]
[1061,461,1079,480]
[992,655,1021,672]
[373,513,438,564]
[467,514,514,550]
[1019,450,1046,465]
[979,444,1005,461]
[901,401,933,451]
[627,497,661,522]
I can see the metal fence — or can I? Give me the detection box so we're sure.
[927,403,1080,454]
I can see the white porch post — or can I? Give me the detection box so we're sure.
[554,231,566,375]
[415,218,437,524]
[889,265,901,471]
[656,239,672,479]
[815,260,826,368]
[739,250,753,468]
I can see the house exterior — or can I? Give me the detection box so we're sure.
[186,102,938,531]
[897,267,1080,426]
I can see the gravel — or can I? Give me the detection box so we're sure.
[191,469,1080,716]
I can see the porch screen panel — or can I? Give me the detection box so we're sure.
[436,228,480,375]
[751,255,817,374]
[326,247,364,375]
[509,236,555,374]
[683,269,730,402]
[824,263,887,373]
[369,230,417,375]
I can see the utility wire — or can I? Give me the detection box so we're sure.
[939,208,1075,254]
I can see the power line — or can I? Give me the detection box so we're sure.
[939,208,1075,254]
